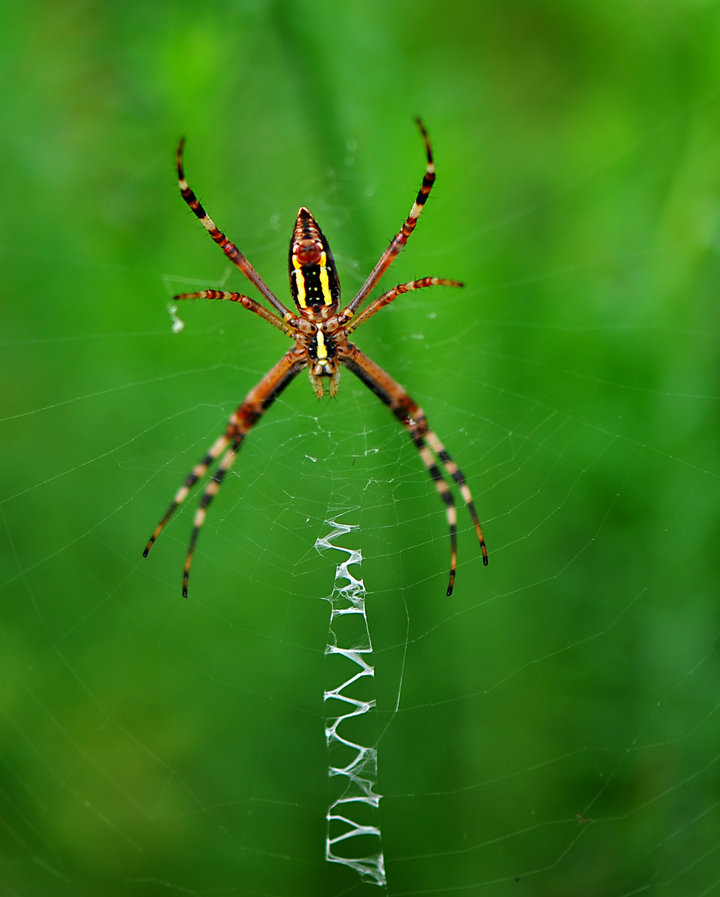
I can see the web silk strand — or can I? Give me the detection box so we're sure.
[316,519,386,888]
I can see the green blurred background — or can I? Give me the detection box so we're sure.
[2,1,720,895]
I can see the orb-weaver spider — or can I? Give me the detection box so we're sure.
[144,119,488,597]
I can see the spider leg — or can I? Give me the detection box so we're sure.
[343,277,463,333]
[174,290,298,337]
[143,432,231,559]
[181,438,242,598]
[176,140,295,322]
[343,118,436,318]
[341,345,487,596]
[143,349,306,596]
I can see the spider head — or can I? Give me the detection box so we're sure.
[289,207,341,319]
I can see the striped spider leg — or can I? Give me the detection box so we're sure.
[144,120,487,597]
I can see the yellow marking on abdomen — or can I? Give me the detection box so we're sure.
[292,256,307,308]
[318,251,332,305]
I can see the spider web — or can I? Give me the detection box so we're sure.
[2,6,720,895]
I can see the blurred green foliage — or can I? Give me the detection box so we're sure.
[2,1,719,895]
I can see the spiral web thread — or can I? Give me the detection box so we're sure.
[316,519,386,887]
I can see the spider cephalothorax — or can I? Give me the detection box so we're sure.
[144,120,488,597]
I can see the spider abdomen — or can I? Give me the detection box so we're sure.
[289,207,341,314]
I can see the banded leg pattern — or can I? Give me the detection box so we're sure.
[342,345,487,595]
[174,290,297,336]
[180,437,243,598]
[144,351,305,597]
[176,140,294,321]
[344,277,463,333]
[143,433,231,559]
[344,118,437,317]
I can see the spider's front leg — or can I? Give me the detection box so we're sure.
[340,345,487,595]
[143,349,306,597]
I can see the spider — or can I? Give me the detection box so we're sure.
[144,119,488,598]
